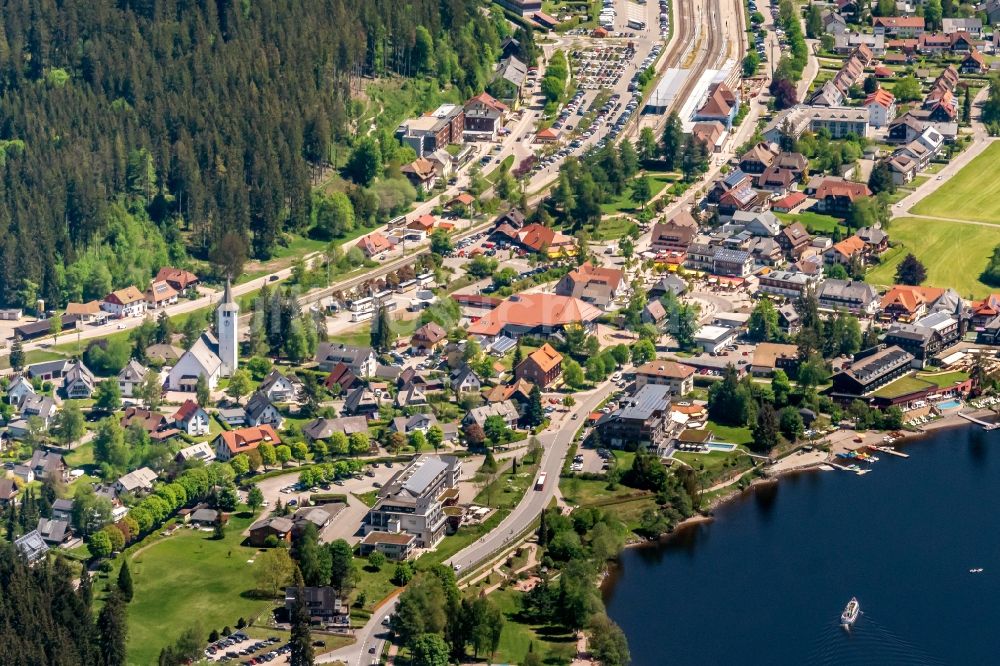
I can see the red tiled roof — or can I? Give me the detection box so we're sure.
[173,399,203,422]
[880,285,946,314]
[829,235,866,259]
[864,88,895,109]
[467,293,602,337]
[218,425,281,455]
[814,179,871,201]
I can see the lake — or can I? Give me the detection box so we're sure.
[603,425,1000,665]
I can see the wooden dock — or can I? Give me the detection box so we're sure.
[957,412,1000,431]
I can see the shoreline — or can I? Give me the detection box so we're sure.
[624,409,997,550]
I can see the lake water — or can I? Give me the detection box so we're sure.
[602,425,1000,665]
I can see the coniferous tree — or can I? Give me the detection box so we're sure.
[289,568,315,666]
[98,590,129,666]
[117,560,134,602]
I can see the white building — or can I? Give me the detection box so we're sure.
[166,283,238,391]
[694,325,738,353]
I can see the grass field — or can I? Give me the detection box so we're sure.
[591,216,639,240]
[865,217,997,297]
[775,210,846,235]
[558,476,650,506]
[911,143,1000,223]
[126,513,275,665]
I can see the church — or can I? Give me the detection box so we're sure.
[166,281,239,391]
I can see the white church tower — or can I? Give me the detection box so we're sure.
[217,279,239,376]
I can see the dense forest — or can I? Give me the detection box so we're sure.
[0,0,504,308]
[0,545,125,665]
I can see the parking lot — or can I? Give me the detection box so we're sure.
[204,632,291,664]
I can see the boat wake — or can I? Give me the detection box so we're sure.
[805,611,947,665]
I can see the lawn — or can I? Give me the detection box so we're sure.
[240,234,329,283]
[125,513,275,665]
[871,374,935,399]
[350,556,401,616]
[599,172,674,215]
[916,370,970,387]
[911,143,1000,223]
[865,217,997,297]
[0,348,66,370]
[558,476,649,506]
[488,588,578,666]
[775,210,846,235]
[475,461,539,512]
[591,216,639,241]
[705,421,754,445]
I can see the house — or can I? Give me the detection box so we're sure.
[919,31,951,54]
[813,178,871,216]
[245,392,284,429]
[59,360,94,399]
[513,223,576,257]
[156,267,200,292]
[879,285,950,321]
[888,113,926,144]
[817,279,878,314]
[316,343,377,377]
[248,516,294,547]
[217,407,245,428]
[694,325,738,353]
[778,304,801,334]
[175,441,216,464]
[188,507,222,527]
[36,518,71,546]
[942,18,982,37]
[395,382,428,409]
[949,31,976,53]
[822,10,848,35]
[7,376,35,405]
[14,530,49,564]
[887,153,919,185]
[464,92,508,140]
[864,89,896,128]
[873,16,925,37]
[650,211,699,253]
[120,406,175,441]
[493,56,528,106]
[856,226,890,256]
[739,142,778,175]
[146,343,184,365]
[763,106,870,144]
[987,0,1000,26]
[65,300,107,324]
[641,300,668,326]
[750,343,800,376]
[824,235,867,266]
[778,222,812,257]
[757,270,820,299]
[648,275,688,299]
[28,451,68,482]
[554,262,627,310]
[694,82,740,128]
[0,478,18,505]
[11,395,58,438]
[535,127,560,143]
[259,370,301,402]
[634,360,695,395]
[342,387,381,418]
[102,286,147,318]
[712,248,753,277]
[115,467,158,495]
[324,363,358,393]
[464,401,520,429]
[407,214,437,235]
[145,280,179,309]
[401,158,438,190]
[214,425,280,461]
[808,80,845,108]
[830,346,915,399]
[26,359,74,381]
[362,455,461,549]
[732,210,781,238]
[961,49,987,74]
[410,322,448,355]
[970,294,1000,327]
[594,384,674,452]
[302,416,369,442]
[494,209,527,230]
[466,293,602,341]
[691,122,726,152]
[284,587,350,627]
[885,311,960,367]
[117,359,147,399]
[450,366,482,394]
[173,399,210,436]
[389,412,441,437]
[360,531,417,560]
[355,232,393,258]
[515,344,563,388]
[12,464,34,484]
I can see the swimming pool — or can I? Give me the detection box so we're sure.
[937,399,962,410]
[706,442,738,452]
